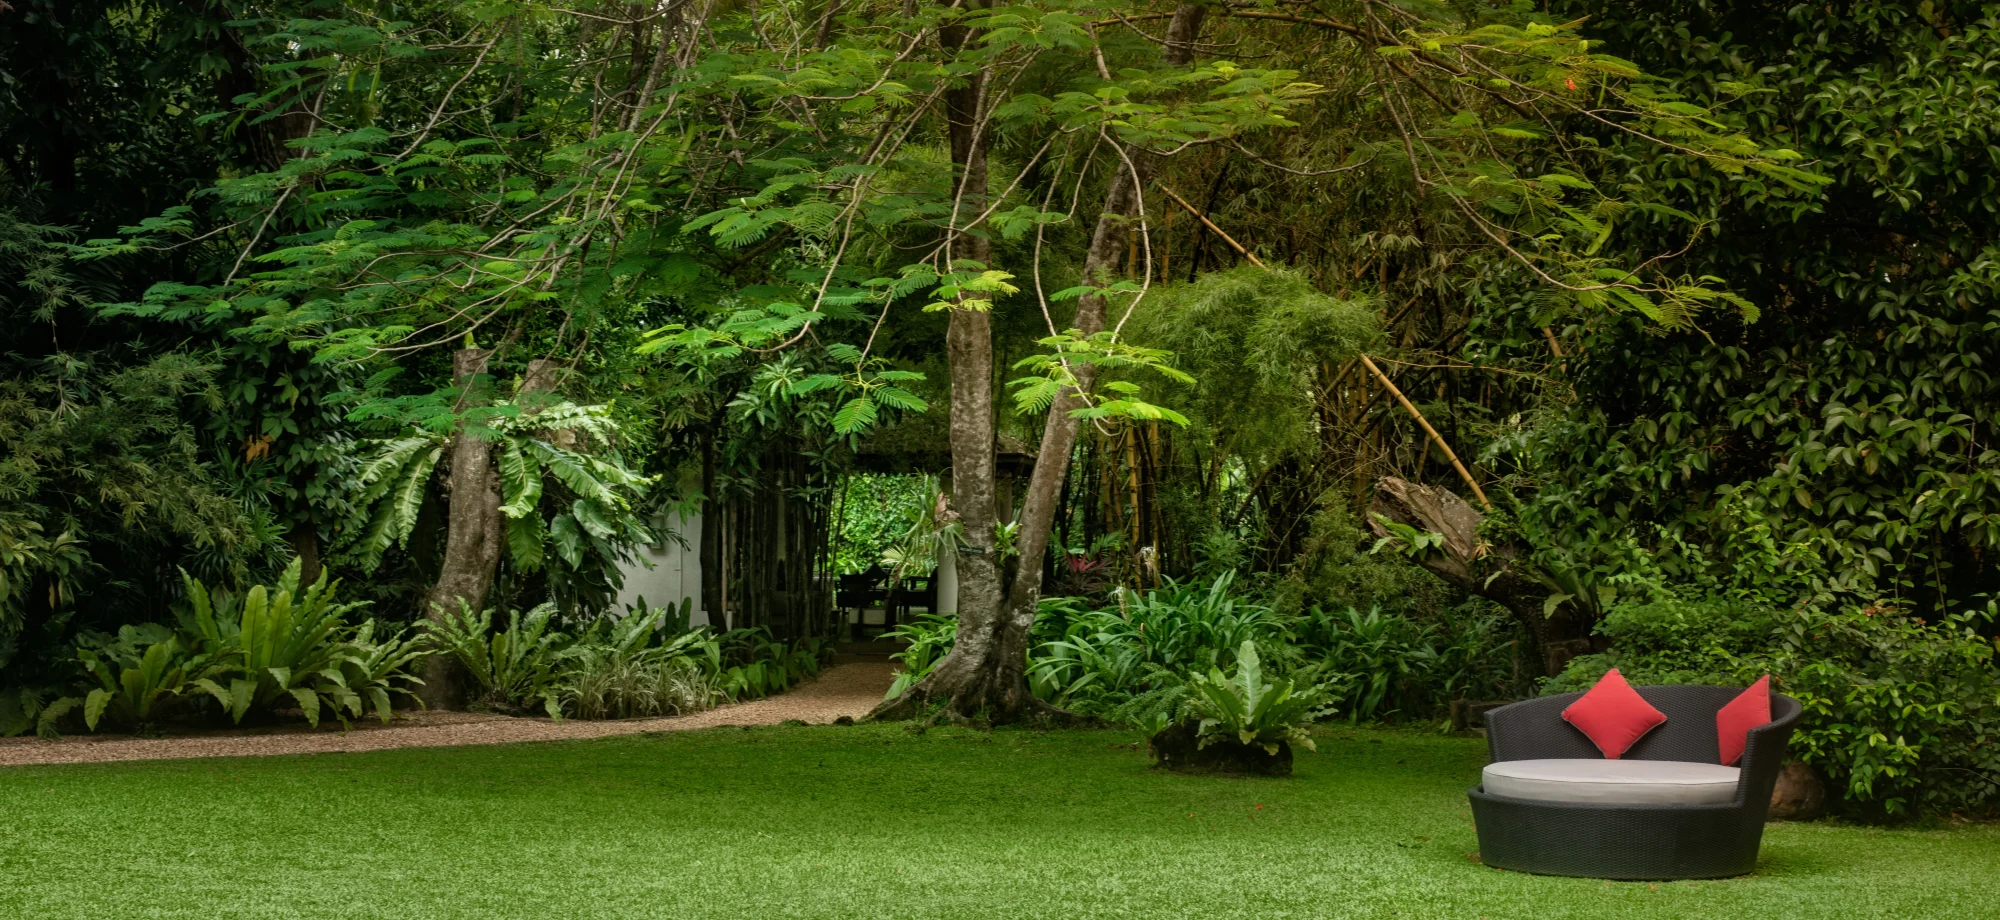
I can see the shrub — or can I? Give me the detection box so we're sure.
[1553,594,2000,818]
[30,561,427,734]
[429,602,570,717]
[559,603,718,719]
[1029,572,1285,718]
[883,613,956,699]
[881,573,1524,731]
[74,626,216,731]
[433,600,829,719]
[711,628,827,701]
[1183,640,1334,755]
[180,562,420,727]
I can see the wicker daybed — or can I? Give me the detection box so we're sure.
[1467,685,1802,880]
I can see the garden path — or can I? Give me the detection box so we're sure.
[0,660,896,767]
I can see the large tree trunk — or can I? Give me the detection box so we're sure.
[873,4,1207,724]
[419,348,503,709]
[419,352,561,708]
[1364,476,1591,675]
[874,5,1021,721]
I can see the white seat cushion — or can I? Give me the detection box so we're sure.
[1482,758,1740,806]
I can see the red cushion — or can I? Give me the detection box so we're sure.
[1561,669,1667,759]
[1715,675,1773,766]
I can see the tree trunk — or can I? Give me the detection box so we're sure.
[1364,476,1590,675]
[420,348,502,709]
[419,351,562,708]
[873,4,1207,724]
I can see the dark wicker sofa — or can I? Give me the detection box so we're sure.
[1468,685,1802,880]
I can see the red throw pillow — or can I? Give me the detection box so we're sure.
[1561,669,1667,759]
[1716,675,1773,766]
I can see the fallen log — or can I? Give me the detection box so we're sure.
[1365,477,1593,675]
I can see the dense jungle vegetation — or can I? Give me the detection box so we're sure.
[2,0,1997,819]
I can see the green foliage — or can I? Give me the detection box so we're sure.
[1272,503,1455,621]
[831,475,929,575]
[1367,514,1445,559]
[1008,330,1194,427]
[1542,597,1773,691]
[1125,266,1378,467]
[427,603,570,718]
[874,475,963,585]
[1184,640,1333,755]
[33,560,424,734]
[0,686,75,740]
[348,395,657,613]
[1487,2,2000,626]
[1554,592,2000,819]
[430,601,825,718]
[74,627,212,731]
[1293,606,1524,724]
[883,572,1521,730]
[561,604,717,719]
[0,212,253,638]
[1029,573,1281,722]
[710,628,828,703]
[179,561,383,727]
[883,613,958,700]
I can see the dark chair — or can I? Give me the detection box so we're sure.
[886,575,933,626]
[1468,685,1801,880]
[837,573,887,641]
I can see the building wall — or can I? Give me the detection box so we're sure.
[611,510,717,628]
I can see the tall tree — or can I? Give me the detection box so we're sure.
[876,3,1212,722]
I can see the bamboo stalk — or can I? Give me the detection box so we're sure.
[1158,184,1266,269]
[1358,354,1490,509]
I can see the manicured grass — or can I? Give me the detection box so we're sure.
[2,724,1994,919]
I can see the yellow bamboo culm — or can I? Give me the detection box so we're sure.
[1357,354,1491,510]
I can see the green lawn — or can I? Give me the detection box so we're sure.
[2,724,1994,919]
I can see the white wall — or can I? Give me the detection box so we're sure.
[612,510,717,628]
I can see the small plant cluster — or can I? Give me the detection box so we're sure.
[2,559,425,737]
[887,571,1528,739]
[1,566,828,737]
[1183,640,1331,756]
[429,600,829,720]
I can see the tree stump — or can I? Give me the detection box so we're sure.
[1768,760,1827,821]
[1149,720,1293,777]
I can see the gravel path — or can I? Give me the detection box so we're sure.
[0,661,895,767]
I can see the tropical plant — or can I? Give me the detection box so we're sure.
[831,475,928,576]
[877,476,962,588]
[0,686,75,739]
[883,613,957,700]
[1029,573,1285,714]
[341,620,431,724]
[427,603,569,718]
[1183,641,1334,755]
[563,649,712,720]
[51,562,424,733]
[73,626,214,731]
[710,628,827,702]
[178,561,383,727]
[349,399,657,585]
[560,602,718,719]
